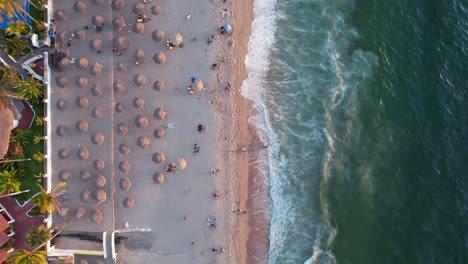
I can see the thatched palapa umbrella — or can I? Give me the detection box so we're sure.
[76,96,89,108]
[92,84,103,97]
[58,208,70,218]
[134,50,145,63]
[115,103,126,113]
[74,29,86,39]
[74,1,87,13]
[75,207,86,219]
[76,76,88,88]
[172,32,183,47]
[56,125,68,137]
[58,148,69,159]
[137,137,150,149]
[152,152,165,163]
[91,132,105,145]
[117,122,128,135]
[135,115,149,128]
[123,197,134,208]
[113,36,128,50]
[119,143,131,155]
[81,190,91,201]
[114,80,126,93]
[56,76,68,87]
[76,120,89,133]
[80,170,91,181]
[77,147,89,160]
[94,159,105,170]
[92,16,104,26]
[90,209,103,224]
[119,161,131,173]
[90,64,102,77]
[154,128,164,138]
[154,52,166,64]
[179,159,187,170]
[153,172,164,184]
[152,30,164,42]
[95,175,106,188]
[151,5,162,15]
[119,177,132,190]
[90,38,103,51]
[56,99,67,110]
[153,80,164,91]
[134,73,147,86]
[112,0,125,10]
[79,260,88,264]
[133,3,144,13]
[154,107,166,119]
[117,62,127,72]
[59,170,71,181]
[133,23,145,34]
[58,57,70,70]
[112,16,126,30]
[55,10,67,22]
[77,57,88,69]
[94,189,107,202]
[92,107,104,119]
[133,98,144,108]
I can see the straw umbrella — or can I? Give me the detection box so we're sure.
[58,57,70,70]
[58,170,71,181]
[151,5,162,15]
[154,52,166,64]
[119,143,131,155]
[152,152,165,163]
[114,80,126,93]
[154,128,164,138]
[90,64,102,77]
[94,159,105,170]
[91,132,105,145]
[134,50,145,64]
[112,0,125,10]
[92,107,104,119]
[75,208,86,219]
[134,73,147,86]
[115,103,126,113]
[113,36,128,50]
[57,31,68,45]
[133,23,145,34]
[77,57,88,69]
[133,98,144,108]
[90,209,103,224]
[154,107,166,119]
[56,125,68,137]
[172,32,183,47]
[119,177,132,190]
[76,76,89,88]
[58,148,69,159]
[119,161,131,173]
[56,99,67,110]
[153,80,164,91]
[90,39,103,51]
[80,170,91,182]
[56,76,68,87]
[80,260,88,264]
[179,159,187,170]
[135,115,149,128]
[92,84,103,96]
[195,80,204,92]
[137,137,150,149]
[74,1,87,13]
[117,62,127,72]
[112,17,126,31]
[92,16,104,26]
[58,208,70,218]
[117,122,128,135]
[76,96,89,108]
[153,173,164,184]
[133,3,144,13]
[81,190,91,202]
[55,10,67,22]
[77,147,89,160]
[76,120,89,133]
[94,175,106,188]
[74,29,86,39]
[94,190,107,202]
[123,197,134,208]
[152,30,164,42]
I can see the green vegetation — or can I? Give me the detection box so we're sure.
[5,21,30,36]
[30,0,45,38]
[13,78,43,103]
[0,169,21,193]
[25,225,51,248]
[3,37,29,58]
[5,249,47,264]
[33,182,67,215]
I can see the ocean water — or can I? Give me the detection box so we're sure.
[241,0,468,263]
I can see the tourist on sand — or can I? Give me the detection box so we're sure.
[198,124,206,133]
[213,191,221,198]
[212,245,224,254]
[193,143,200,153]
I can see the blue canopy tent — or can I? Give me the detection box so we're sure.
[0,0,31,30]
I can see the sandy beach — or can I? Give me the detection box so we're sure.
[46,0,262,263]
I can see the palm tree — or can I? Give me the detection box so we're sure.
[33,182,67,215]
[3,38,29,58]
[5,21,30,36]
[13,78,43,103]
[5,249,47,264]
[0,0,39,24]
[25,225,52,248]
[0,66,23,107]
[0,169,21,194]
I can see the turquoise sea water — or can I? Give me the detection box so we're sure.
[242,0,468,263]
